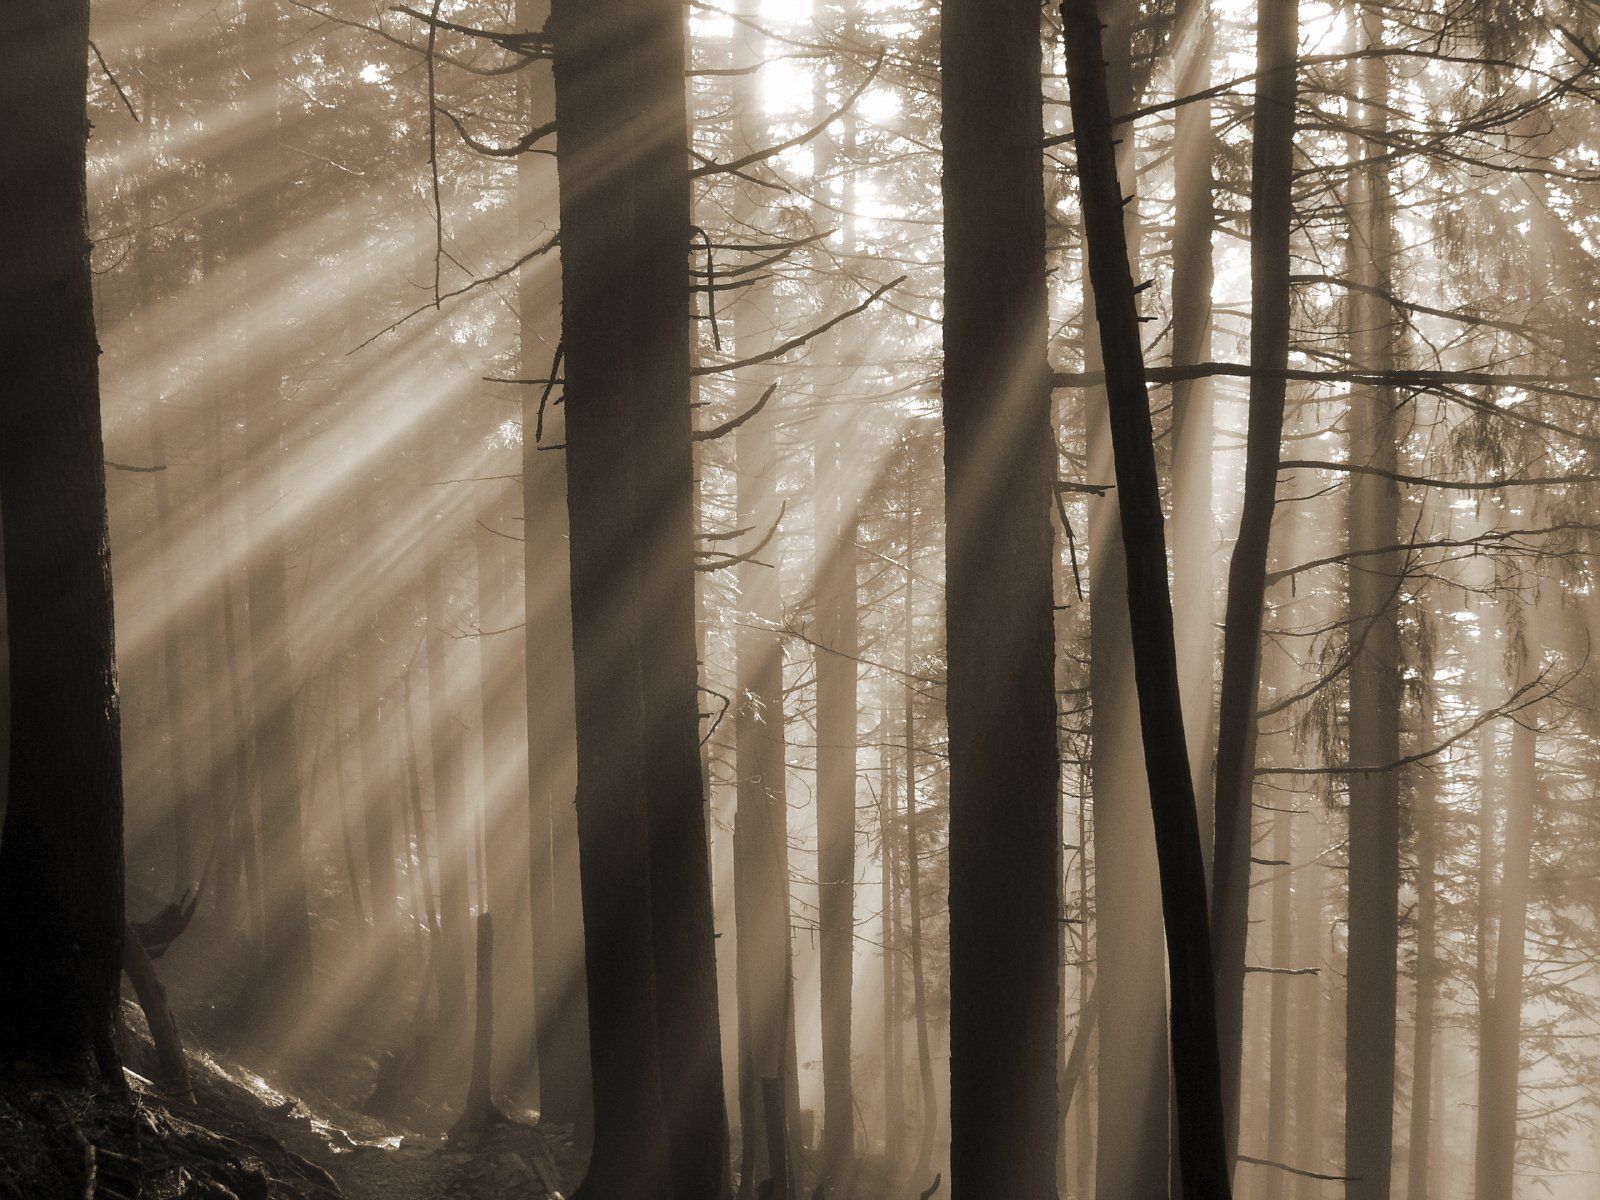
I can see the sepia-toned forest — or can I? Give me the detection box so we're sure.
[3,0,1600,1198]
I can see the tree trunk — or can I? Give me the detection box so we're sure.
[1060,3,1234,1196]
[1169,0,1217,852]
[1406,689,1440,1200]
[1210,0,1299,1165]
[551,0,729,1192]
[941,2,1062,1196]
[0,0,126,1087]
[148,403,195,893]
[515,0,590,1134]
[1473,598,1540,1200]
[1343,10,1403,1199]
[1080,8,1171,1193]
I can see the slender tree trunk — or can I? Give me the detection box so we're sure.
[1210,0,1299,1165]
[1169,0,1217,850]
[879,752,903,1166]
[358,618,399,943]
[239,0,311,1012]
[1473,599,1540,1200]
[0,0,126,1086]
[814,347,860,1196]
[1081,8,1171,1192]
[941,3,1061,1195]
[1407,689,1440,1200]
[1060,4,1234,1195]
[1291,835,1325,1200]
[1343,10,1402,1199]
[551,0,729,1191]
[149,402,195,892]
[905,690,937,1185]
[1265,809,1293,1200]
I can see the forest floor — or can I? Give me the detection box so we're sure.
[97,997,584,1199]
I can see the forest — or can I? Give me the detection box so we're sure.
[2,0,1599,1197]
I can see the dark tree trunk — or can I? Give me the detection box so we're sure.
[1209,0,1299,1165]
[515,0,590,1132]
[1060,4,1234,1196]
[1081,11,1170,1192]
[0,0,126,1087]
[941,2,1061,1197]
[1343,10,1402,1199]
[551,0,729,1193]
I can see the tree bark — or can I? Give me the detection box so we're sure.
[551,0,729,1192]
[941,2,1062,1196]
[1210,0,1299,1165]
[1060,3,1234,1196]
[1081,8,1171,1193]
[515,0,590,1134]
[0,0,126,1087]
[1343,10,1402,1199]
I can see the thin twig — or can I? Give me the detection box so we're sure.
[89,41,139,122]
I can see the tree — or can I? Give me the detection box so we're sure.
[941,2,1062,1197]
[0,0,127,1087]
[1060,1,1234,1195]
[550,0,731,1194]
[1210,0,1299,1162]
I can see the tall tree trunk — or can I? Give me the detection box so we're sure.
[239,0,311,1012]
[1082,7,1171,1192]
[1060,4,1234,1196]
[1210,0,1299,1164]
[1291,829,1325,1200]
[1264,809,1293,1200]
[1343,9,1402,1200]
[515,0,590,1133]
[149,402,195,892]
[941,2,1061,1195]
[1169,0,1217,850]
[1473,597,1540,1200]
[551,0,729,1192]
[814,331,860,1196]
[1407,687,1440,1200]
[0,0,126,1087]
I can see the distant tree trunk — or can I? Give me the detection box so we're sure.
[1343,9,1402,1199]
[1210,0,1299,1165]
[941,2,1061,1197]
[515,0,590,1133]
[1291,834,1325,1200]
[1080,7,1171,1194]
[0,0,127,1087]
[1169,0,1217,852]
[1407,687,1440,1200]
[905,685,937,1184]
[239,0,311,1013]
[474,511,534,1093]
[879,752,904,1165]
[1473,599,1540,1200]
[814,349,859,1197]
[1060,3,1234,1197]
[148,403,195,892]
[421,531,470,1057]
[202,389,245,932]
[357,618,399,940]
[551,0,729,1193]
[1264,809,1293,1200]
[331,660,368,925]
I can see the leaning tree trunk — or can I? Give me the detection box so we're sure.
[1343,9,1403,1199]
[1082,10,1170,1193]
[1060,3,1234,1196]
[941,1,1062,1196]
[1209,0,1299,1166]
[551,0,730,1194]
[0,0,127,1088]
